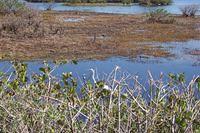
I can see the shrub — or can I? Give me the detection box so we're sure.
[0,63,199,132]
[96,0,107,3]
[180,5,199,17]
[0,9,44,38]
[0,8,65,38]
[139,0,172,6]
[69,0,82,3]
[152,0,172,5]
[88,0,106,3]
[44,0,55,11]
[122,0,132,5]
[88,0,98,3]
[146,8,174,23]
[0,0,26,14]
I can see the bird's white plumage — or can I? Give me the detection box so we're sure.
[89,68,112,91]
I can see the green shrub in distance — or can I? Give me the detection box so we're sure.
[69,0,82,3]
[0,0,26,14]
[122,0,132,5]
[139,0,172,6]
[96,0,107,3]
[146,8,174,23]
[88,0,96,3]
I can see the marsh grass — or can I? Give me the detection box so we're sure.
[0,11,200,60]
[0,62,199,132]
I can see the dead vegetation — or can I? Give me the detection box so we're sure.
[0,11,200,60]
[180,5,200,17]
[0,10,44,38]
[0,9,65,38]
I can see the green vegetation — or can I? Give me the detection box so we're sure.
[26,0,62,2]
[28,0,132,5]
[26,0,173,6]
[25,0,174,6]
[139,0,172,6]
[146,9,174,23]
[64,0,132,5]
[122,0,132,5]
[0,0,199,131]
[0,0,26,14]
[0,62,199,132]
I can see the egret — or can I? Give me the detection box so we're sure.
[89,66,120,91]
[89,68,112,91]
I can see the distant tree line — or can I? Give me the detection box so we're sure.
[26,0,139,2]
[139,0,172,6]
[26,0,172,5]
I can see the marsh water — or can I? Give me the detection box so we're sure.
[1,1,200,81]
[0,40,199,81]
[24,0,200,14]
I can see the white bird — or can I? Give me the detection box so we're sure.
[89,66,120,91]
[115,66,120,71]
[89,68,112,91]
[89,68,97,84]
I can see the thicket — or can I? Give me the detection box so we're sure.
[139,0,172,6]
[146,9,175,23]
[65,0,133,5]
[27,0,134,4]
[180,5,200,17]
[0,0,26,14]
[0,62,199,132]
[0,0,65,38]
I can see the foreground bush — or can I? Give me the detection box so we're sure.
[139,0,172,6]
[180,5,200,17]
[0,62,199,132]
[146,9,174,23]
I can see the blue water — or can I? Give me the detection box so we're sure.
[23,0,200,14]
[0,40,199,82]
[3,0,200,81]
